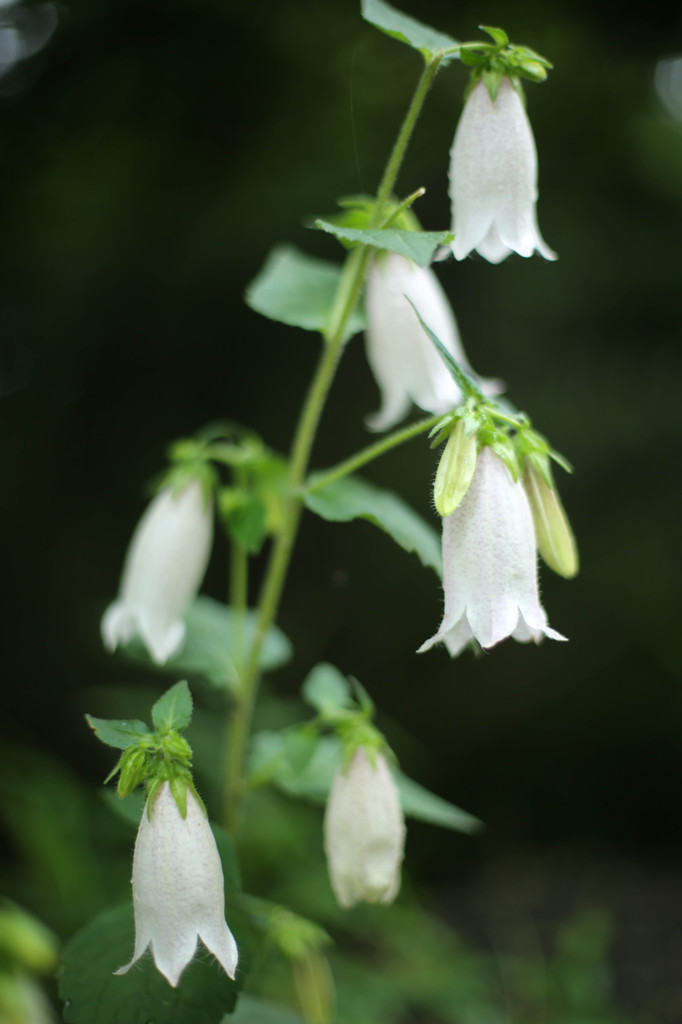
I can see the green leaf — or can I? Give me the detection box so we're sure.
[228,996,306,1024]
[252,733,481,834]
[301,663,353,714]
[392,772,483,834]
[316,221,452,268]
[250,733,341,800]
[123,597,293,691]
[151,680,193,734]
[305,474,441,576]
[244,245,365,339]
[58,904,239,1024]
[361,0,459,61]
[85,715,150,751]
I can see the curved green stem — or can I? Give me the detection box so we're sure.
[305,415,442,495]
[222,55,443,833]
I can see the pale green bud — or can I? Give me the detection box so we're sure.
[433,419,478,517]
[523,460,578,578]
[292,950,335,1024]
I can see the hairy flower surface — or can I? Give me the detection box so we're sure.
[324,746,405,908]
[364,253,499,431]
[420,446,566,656]
[101,479,213,664]
[116,783,238,987]
[449,77,555,263]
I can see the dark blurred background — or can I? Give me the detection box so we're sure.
[2,0,681,1017]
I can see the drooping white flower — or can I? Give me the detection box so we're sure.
[449,77,556,263]
[102,479,213,664]
[419,446,566,657]
[364,252,500,430]
[324,746,405,909]
[115,783,238,988]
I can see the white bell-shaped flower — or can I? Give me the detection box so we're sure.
[324,746,405,909]
[419,446,566,656]
[115,783,238,988]
[102,479,213,664]
[449,77,556,263]
[364,252,499,430]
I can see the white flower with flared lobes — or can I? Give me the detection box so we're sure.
[115,783,238,987]
[364,252,501,431]
[101,479,213,664]
[420,446,566,657]
[324,746,405,909]
[449,77,556,264]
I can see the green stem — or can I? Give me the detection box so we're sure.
[305,415,442,494]
[222,55,443,833]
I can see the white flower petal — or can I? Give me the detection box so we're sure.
[449,78,555,263]
[101,480,213,664]
[324,748,405,909]
[116,784,238,988]
[364,254,500,430]
[419,447,565,655]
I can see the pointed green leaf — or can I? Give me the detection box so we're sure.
[244,245,365,339]
[392,772,483,834]
[58,904,239,1024]
[151,680,193,734]
[301,663,353,714]
[305,474,441,575]
[85,715,151,751]
[361,0,459,61]
[122,597,293,691]
[316,221,452,268]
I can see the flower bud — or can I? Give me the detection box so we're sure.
[433,420,478,517]
[324,747,405,909]
[522,460,578,579]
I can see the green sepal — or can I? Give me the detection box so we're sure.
[480,25,509,48]
[169,774,188,819]
[459,28,552,97]
[361,0,459,64]
[116,746,151,798]
[85,715,151,751]
[407,299,484,400]
[151,680,193,734]
[316,220,452,268]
